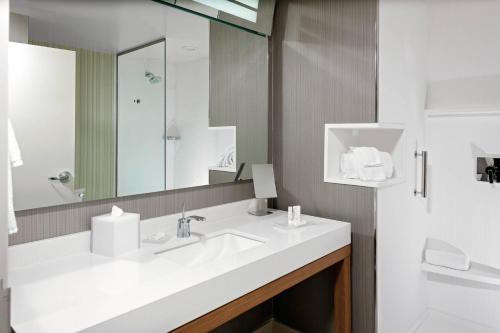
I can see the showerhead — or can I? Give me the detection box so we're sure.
[145,71,162,84]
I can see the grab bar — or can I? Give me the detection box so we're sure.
[414,150,428,198]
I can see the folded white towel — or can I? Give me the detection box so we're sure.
[8,119,22,235]
[224,150,234,166]
[350,147,385,181]
[350,147,382,167]
[380,152,394,178]
[8,120,22,167]
[7,164,17,234]
[361,164,386,182]
[340,153,358,179]
[217,145,236,168]
[340,147,393,182]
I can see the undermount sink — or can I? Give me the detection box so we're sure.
[155,232,265,267]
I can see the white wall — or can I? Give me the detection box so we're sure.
[9,43,77,210]
[425,114,500,329]
[379,2,500,330]
[9,13,28,43]
[426,0,500,110]
[0,0,9,305]
[163,14,211,190]
[166,57,231,189]
[12,0,210,56]
[377,1,429,332]
[422,1,500,327]
[0,1,10,331]
[117,43,166,196]
[165,64,177,190]
[171,59,210,189]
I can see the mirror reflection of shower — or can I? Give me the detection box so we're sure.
[145,70,162,84]
[117,39,166,197]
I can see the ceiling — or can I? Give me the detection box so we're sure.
[10,0,209,63]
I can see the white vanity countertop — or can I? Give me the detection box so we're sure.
[8,200,351,333]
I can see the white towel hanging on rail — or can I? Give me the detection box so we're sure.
[8,119,23,234]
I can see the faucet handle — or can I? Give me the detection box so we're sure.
[177,202,192,238]
[485,166,498,184]
[187,215,206,222]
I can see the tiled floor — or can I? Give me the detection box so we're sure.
[412,310,498,333]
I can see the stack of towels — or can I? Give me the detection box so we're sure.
[216,145,235,168]
[340,147,393,182]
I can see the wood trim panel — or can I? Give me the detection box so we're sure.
[172,245,351,333]
[334,255,352,333]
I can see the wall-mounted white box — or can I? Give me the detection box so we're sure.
[91,213,140,257]
[324,123,406,188]
[208,126,237,173]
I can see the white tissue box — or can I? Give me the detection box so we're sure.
[91,212,140,257]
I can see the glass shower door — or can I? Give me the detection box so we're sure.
[117,40,166,196]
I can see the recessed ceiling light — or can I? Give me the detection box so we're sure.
[181,45,198,52]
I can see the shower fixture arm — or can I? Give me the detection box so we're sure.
[485,165,498,184]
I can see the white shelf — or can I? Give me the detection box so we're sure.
[208,126,237,131]
[426,108,500,118]
[324,177,405,188]
[209,166,236,173]
[325,123,405,130]
[207,126,236,173]
[324,123,406,188]
[422,262,500,287]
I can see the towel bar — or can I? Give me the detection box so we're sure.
[414,150,428,198]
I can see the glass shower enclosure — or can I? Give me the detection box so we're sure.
[117,39,166,196]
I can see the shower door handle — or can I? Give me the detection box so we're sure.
[414,150,428,198]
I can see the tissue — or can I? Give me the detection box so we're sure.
[111,205,124,217]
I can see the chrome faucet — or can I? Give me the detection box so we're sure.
[177,203,206,238]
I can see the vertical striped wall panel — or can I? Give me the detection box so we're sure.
[75,49,116,201]
[209,21,269,181]
[29,41,116,201]
[271,0,378,332]
[9,181,254,245]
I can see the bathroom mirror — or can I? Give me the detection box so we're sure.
[154,0,276,36]
[8,0,269,210]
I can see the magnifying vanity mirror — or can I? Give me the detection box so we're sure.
[8,0,271,211]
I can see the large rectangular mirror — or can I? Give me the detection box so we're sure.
[8,0,269,211]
